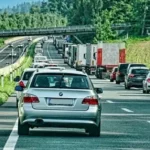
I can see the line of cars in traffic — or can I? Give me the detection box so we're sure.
[109,63,150,93]
[13,39,103,137]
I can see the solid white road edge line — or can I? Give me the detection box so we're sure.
[106,100,114,103]
[3,119,19,150]
[121,108,134,113]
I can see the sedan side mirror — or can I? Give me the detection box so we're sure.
[95,88,103,94]
[15,86,23,92]
[14,76,20,82]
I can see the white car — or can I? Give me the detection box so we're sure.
[14,68,37,107]
[31,62,49,68]
[34,56,48,63]
[45,66,65,70]
[143,72,150,93]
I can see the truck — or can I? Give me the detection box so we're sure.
[85,44,98,75]
[55,39,66,54]
[75,44,86,71]
[67,44,77,67]
[95,42,126,79]
[62,42,72,63]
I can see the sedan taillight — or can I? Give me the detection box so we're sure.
[147,78,150,83]
[23,94,39,103]
[82,96,98,105]
[129,74,134,78]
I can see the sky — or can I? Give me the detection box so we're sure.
[0,0,41,8]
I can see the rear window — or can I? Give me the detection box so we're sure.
[119,64,129,71]
[130,64,146,68]
[131,69,149,74]
[22,71,34,80]
[30,73,89,89]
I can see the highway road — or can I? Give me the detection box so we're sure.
[0,40,150,150]
[0,38,31,68]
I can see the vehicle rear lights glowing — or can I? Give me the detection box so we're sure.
[82,96,98,105]
[23,94,39,103]
[147,78,150,83]
[129,74,134,78]
[19,81,25,88]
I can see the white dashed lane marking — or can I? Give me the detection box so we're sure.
[121,108,134,113]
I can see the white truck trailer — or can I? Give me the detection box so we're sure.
[75,44,86,71]
[85,44,98,75]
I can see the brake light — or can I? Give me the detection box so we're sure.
[129,74,134,78]
[82,96,98,105]
[147,78,150,83]
[23,94,39,103]
[19,81,25,88]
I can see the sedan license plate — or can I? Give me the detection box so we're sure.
[47,98,74,106]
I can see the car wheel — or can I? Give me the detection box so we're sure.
[110,79,113,82]
[89,123,101,137]
[146,90,149,94]
[116,80,120,84]
[16,99,18,108]
[126,85,131,90]
[18,119,29,135]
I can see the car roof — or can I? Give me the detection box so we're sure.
[23,68,38,72]
[33,69,87,76]
[129,67,149,70]
[45,67,65,69]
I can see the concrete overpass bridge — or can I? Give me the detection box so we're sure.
[0,25,132,37]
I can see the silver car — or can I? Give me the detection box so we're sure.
[15,69,103,137]
[142,72,150,93]
[14,68,37,107]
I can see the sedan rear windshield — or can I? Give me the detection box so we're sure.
[30,73,90,89]
[130,64,146,68]
[131,69,149,74]
[119,64,129,71]
[22,71,34,80]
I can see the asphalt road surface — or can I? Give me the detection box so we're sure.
[0,38,32,68]
[0,40,150,150]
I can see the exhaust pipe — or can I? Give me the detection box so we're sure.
[35,119,44,125]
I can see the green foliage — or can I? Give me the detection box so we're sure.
[0,43,35,105]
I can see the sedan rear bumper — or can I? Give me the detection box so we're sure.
[19,105,101,128]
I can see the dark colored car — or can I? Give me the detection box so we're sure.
[124,63,147,84]
[95,66,107,79]
[110,67,118,82]
[124,67,149,89]
[116,63,129,84]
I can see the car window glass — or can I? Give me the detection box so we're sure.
[119,64,129,71]
[31,73,89,89]
[22,71,34,80]
[131,69,149,74]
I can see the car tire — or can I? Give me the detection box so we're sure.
[126,85,131,90]
[146,90,149,94]
[16,99,18,108]
[89,123,101,137]
[18,119,29,135]
[143,88,146,93]
[110,79,113,82]
[116,80,120,84]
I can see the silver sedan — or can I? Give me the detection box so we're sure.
[15,69,103,137]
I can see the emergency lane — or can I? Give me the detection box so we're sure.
[0,40,150,150]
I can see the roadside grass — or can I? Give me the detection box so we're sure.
[126,37,150,68]
[0,43,35,105]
